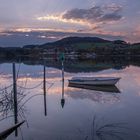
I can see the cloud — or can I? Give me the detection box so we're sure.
[37,4,123,32]
[63,6,103,20]
[100,13,122,22]
[62,4,123,23]
[37,15,90,26]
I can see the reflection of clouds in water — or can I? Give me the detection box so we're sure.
[0,77,11,84]
[129,67,140,86]
[1,65,140,99]
[0,74,12,80]
[1,64,140,139]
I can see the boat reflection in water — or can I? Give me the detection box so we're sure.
[67,80,121,104]
[68,83,120,93]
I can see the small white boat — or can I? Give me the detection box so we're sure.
[69,77,120,86]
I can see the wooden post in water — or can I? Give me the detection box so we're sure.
[43,62,47,116]
[12,63,18,136]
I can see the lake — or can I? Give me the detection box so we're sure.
[0,59,140,140]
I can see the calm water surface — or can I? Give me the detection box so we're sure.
[0,63,140,140]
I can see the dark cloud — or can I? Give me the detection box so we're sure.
[63,6,103,20]
[100,13,122,22]
[62,5,123,23]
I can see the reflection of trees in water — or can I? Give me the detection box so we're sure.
[1,56,140,73]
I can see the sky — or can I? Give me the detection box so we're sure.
[0,0,140,47]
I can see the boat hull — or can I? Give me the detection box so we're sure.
[69,77,120,86]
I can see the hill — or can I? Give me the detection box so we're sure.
[23,36,129,55]
[41,36,111,47]
[2,36,140,58]
[24,36,127,49]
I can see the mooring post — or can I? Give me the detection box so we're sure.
[12,63,18,136]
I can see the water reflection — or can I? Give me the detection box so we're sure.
[67,85,121,104]
[0,60,140,140]
[0,56,140,73]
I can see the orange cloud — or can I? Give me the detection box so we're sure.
[36,14,97,28]
[94,29,126,37]
[8,27,78,33]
